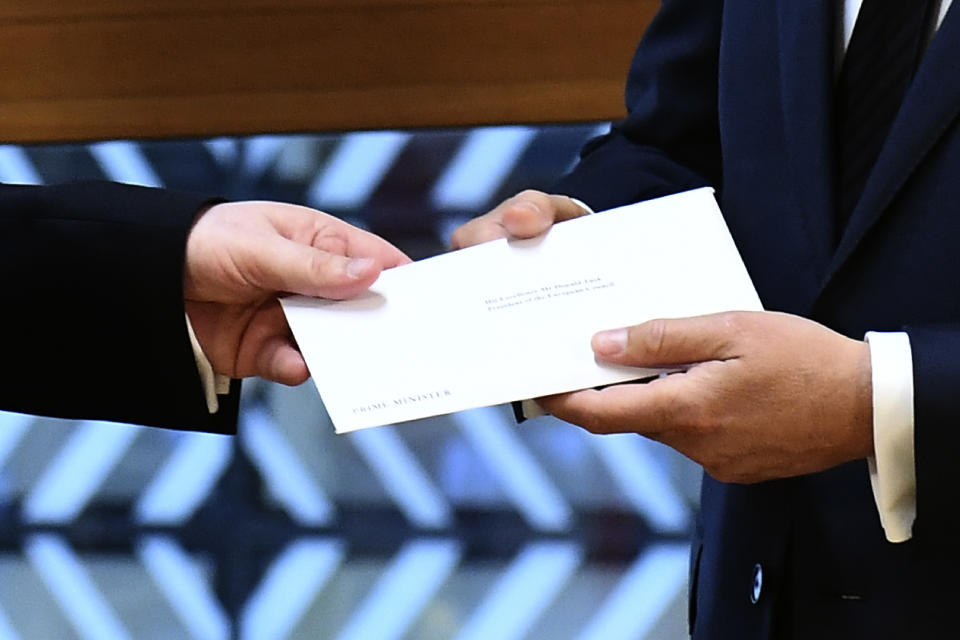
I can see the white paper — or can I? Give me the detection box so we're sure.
[281,188,762,433]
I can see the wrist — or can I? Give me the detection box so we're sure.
[182,202,222,302]
[848,338,875,460]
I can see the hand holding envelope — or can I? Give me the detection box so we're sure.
[451,188,875,485]
[449,189,591,249]
[282,188,764,432]
[542,310,873,483]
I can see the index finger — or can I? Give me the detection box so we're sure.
[335,224,412,269]
[251,235,386,299]
[264,203,411,269]
[538,374,689,436]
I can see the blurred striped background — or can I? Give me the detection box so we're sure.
[0,124,699,640]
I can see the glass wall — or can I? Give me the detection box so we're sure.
[0,125,699,640]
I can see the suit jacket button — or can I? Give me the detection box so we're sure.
[750,563,763,604]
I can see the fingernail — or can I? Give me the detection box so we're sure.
[346,257,376,279]
[593,328,627,357]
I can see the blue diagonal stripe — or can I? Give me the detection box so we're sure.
[25,534,132,640]
[138,536,231,640]
[452,407,572,531]
[88,141,163,187]
[240,409,336,526]
[431,126,536,211]
[308,131,410,210]
[135,432,232,526]
[23,421,139,524]
[576,543,689,640]
[454,541,582,640]
[347,427,452,529]
[240,538,345,640]
[335,539,461,640]
[0,146,42,184]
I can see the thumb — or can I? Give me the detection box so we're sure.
[591,313,742,367]
[254,234,383,299]
[500,192,589,238]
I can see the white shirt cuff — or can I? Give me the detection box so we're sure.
[185,313,230,414]
[864,331,916,543]
[520,399,547,419]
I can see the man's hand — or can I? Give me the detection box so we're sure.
[183,201,410,385]
[449,190,590,249]
[540,311,874,483]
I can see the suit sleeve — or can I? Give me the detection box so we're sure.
[902,325,960,544]
[553,0,724,210]
[0,181,239,433]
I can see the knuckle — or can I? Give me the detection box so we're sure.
[665,390,713,436]
[653,385,680,420]
[638,318,669,358]
[515,188,545,201]
[677,398,710,433]
[307,250,336,280]
[719,310,751,338]
[645,390,681,434]
[513,189,552,213]
[714,311,749,353]
[716,311,740,334]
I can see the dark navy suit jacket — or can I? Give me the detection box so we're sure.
[0,181,239,433]
[555,1,960,637]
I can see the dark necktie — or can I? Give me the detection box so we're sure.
[835,0,935,231]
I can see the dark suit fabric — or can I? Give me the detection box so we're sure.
[555,1,960,637]
[0,181,238,433]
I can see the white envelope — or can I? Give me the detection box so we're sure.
[281,187,762,433]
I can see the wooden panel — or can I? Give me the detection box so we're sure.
[0,0,656,142]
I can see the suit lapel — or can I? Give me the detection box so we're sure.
[824,4,960,286]
[777,0,837,276]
